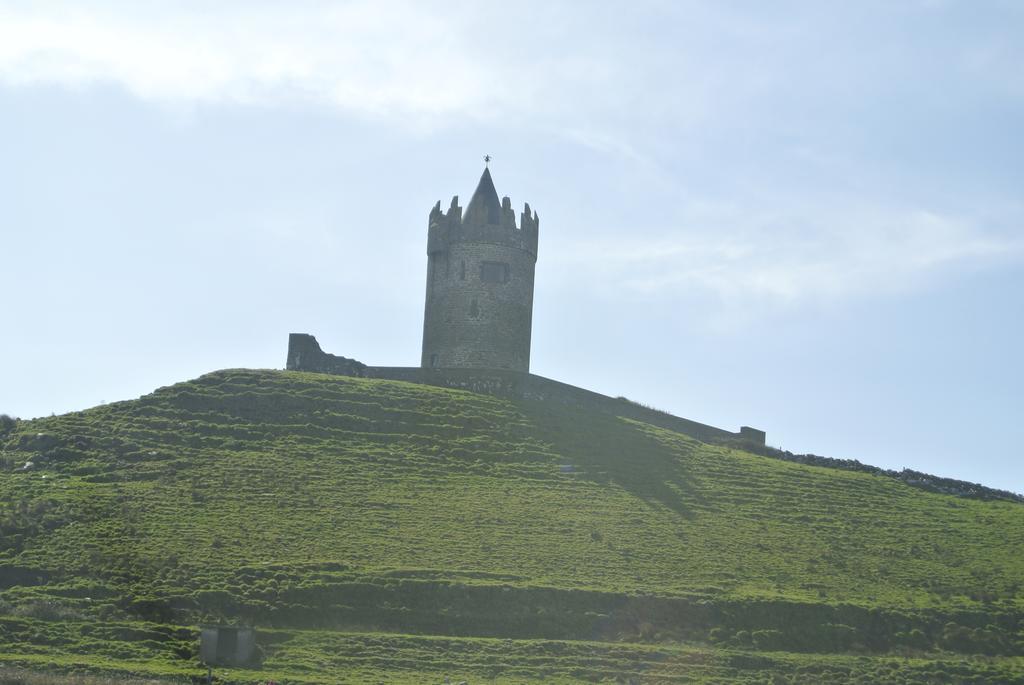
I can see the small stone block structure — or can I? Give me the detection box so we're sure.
[199,626,257,666]
[740,426,767,444]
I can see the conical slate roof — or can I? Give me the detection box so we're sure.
[463,167,502,225]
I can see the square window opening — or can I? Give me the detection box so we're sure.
[480,261,510,284]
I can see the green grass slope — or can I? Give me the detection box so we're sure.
[1,369,1022,683]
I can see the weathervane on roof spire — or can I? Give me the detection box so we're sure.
[484,154,492,167]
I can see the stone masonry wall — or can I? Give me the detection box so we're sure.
[286,334,367,377]
[286,334,763,446]
[421,241,536,372]
[284,335,1024,503]
[368,366,750,444]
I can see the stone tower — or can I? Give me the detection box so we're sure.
[421,167,539,372]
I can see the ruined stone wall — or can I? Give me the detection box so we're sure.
[283,335,1024,503]
[286,334,367,377]
[365,366,525,397]
[365,368,756,445]
[286,335,765,446]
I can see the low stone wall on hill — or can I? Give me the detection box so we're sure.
[284,333,1024,503]
[286,333,764,446]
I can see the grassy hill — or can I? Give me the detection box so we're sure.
[1,369,1022,683]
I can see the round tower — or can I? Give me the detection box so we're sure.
[421,167,539,372]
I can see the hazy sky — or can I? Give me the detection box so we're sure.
[1,1,1022,494]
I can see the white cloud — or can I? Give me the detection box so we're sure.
[2,2,1017,142]
[548,201,1024,315]
[0,2,531,123]
[3,1,1021,324]
[0,2,758,136]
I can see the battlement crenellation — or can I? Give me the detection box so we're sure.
[427,194,539,258]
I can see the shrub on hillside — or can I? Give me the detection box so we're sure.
[0,414,17,439]
[818,623,860,651]
[732,630,752,647]
[939,622,1014,655]
[752,629,785,650]
[895,627,931,650]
